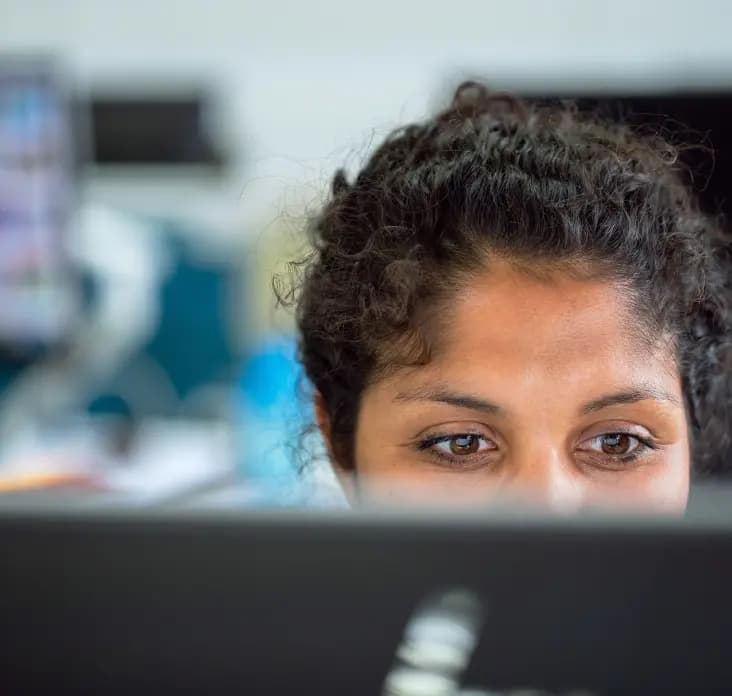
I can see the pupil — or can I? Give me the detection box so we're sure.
[602,433,630,454]
[450,435,479,455]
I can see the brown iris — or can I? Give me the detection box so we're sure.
[600,433,633,455]
[449,435,481,455]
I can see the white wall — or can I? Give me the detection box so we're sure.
[5,0,732,234]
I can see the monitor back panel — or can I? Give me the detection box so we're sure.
[1,511,731,695]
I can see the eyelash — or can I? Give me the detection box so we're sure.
[581,433,658,467]
[415,431,658,469]
[416,432,497,468]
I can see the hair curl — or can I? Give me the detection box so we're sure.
[282,81,732,476]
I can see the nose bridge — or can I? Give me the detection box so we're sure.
[503,435,584,512]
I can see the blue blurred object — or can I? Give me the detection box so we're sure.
[145,232,238,400]
[0,59,78,357]
[235,334,309,505]
[87,223,243,419]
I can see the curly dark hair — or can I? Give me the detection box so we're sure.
[282,81,732,476]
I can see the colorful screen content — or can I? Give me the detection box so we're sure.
[0,68,75,347]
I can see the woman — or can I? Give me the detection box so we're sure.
[283,82,732,512]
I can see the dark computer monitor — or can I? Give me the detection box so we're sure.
[1,503,732,695]
[0,58,77,357]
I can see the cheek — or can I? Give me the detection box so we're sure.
[353,459,503,507]
[585,442,690,514]
[641,444,690,513]
[353,447,691,512]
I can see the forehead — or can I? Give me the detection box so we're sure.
[413,260,678,395]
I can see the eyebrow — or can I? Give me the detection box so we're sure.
[394,384,681,416]
[579,387,681,414]
[394,387,503,415]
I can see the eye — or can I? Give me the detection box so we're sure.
[413,430,501,471]
[575,429,658,472]
[587,433,640,456]
[430,434,496,456]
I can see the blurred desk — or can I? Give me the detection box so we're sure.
[0,417,234,508]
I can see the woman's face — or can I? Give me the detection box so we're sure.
[329,260,690,512]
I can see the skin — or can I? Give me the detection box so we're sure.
[318,259,691,513]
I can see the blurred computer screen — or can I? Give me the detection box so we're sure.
[0,58,76,355]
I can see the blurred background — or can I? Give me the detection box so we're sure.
[2,0,732,508]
